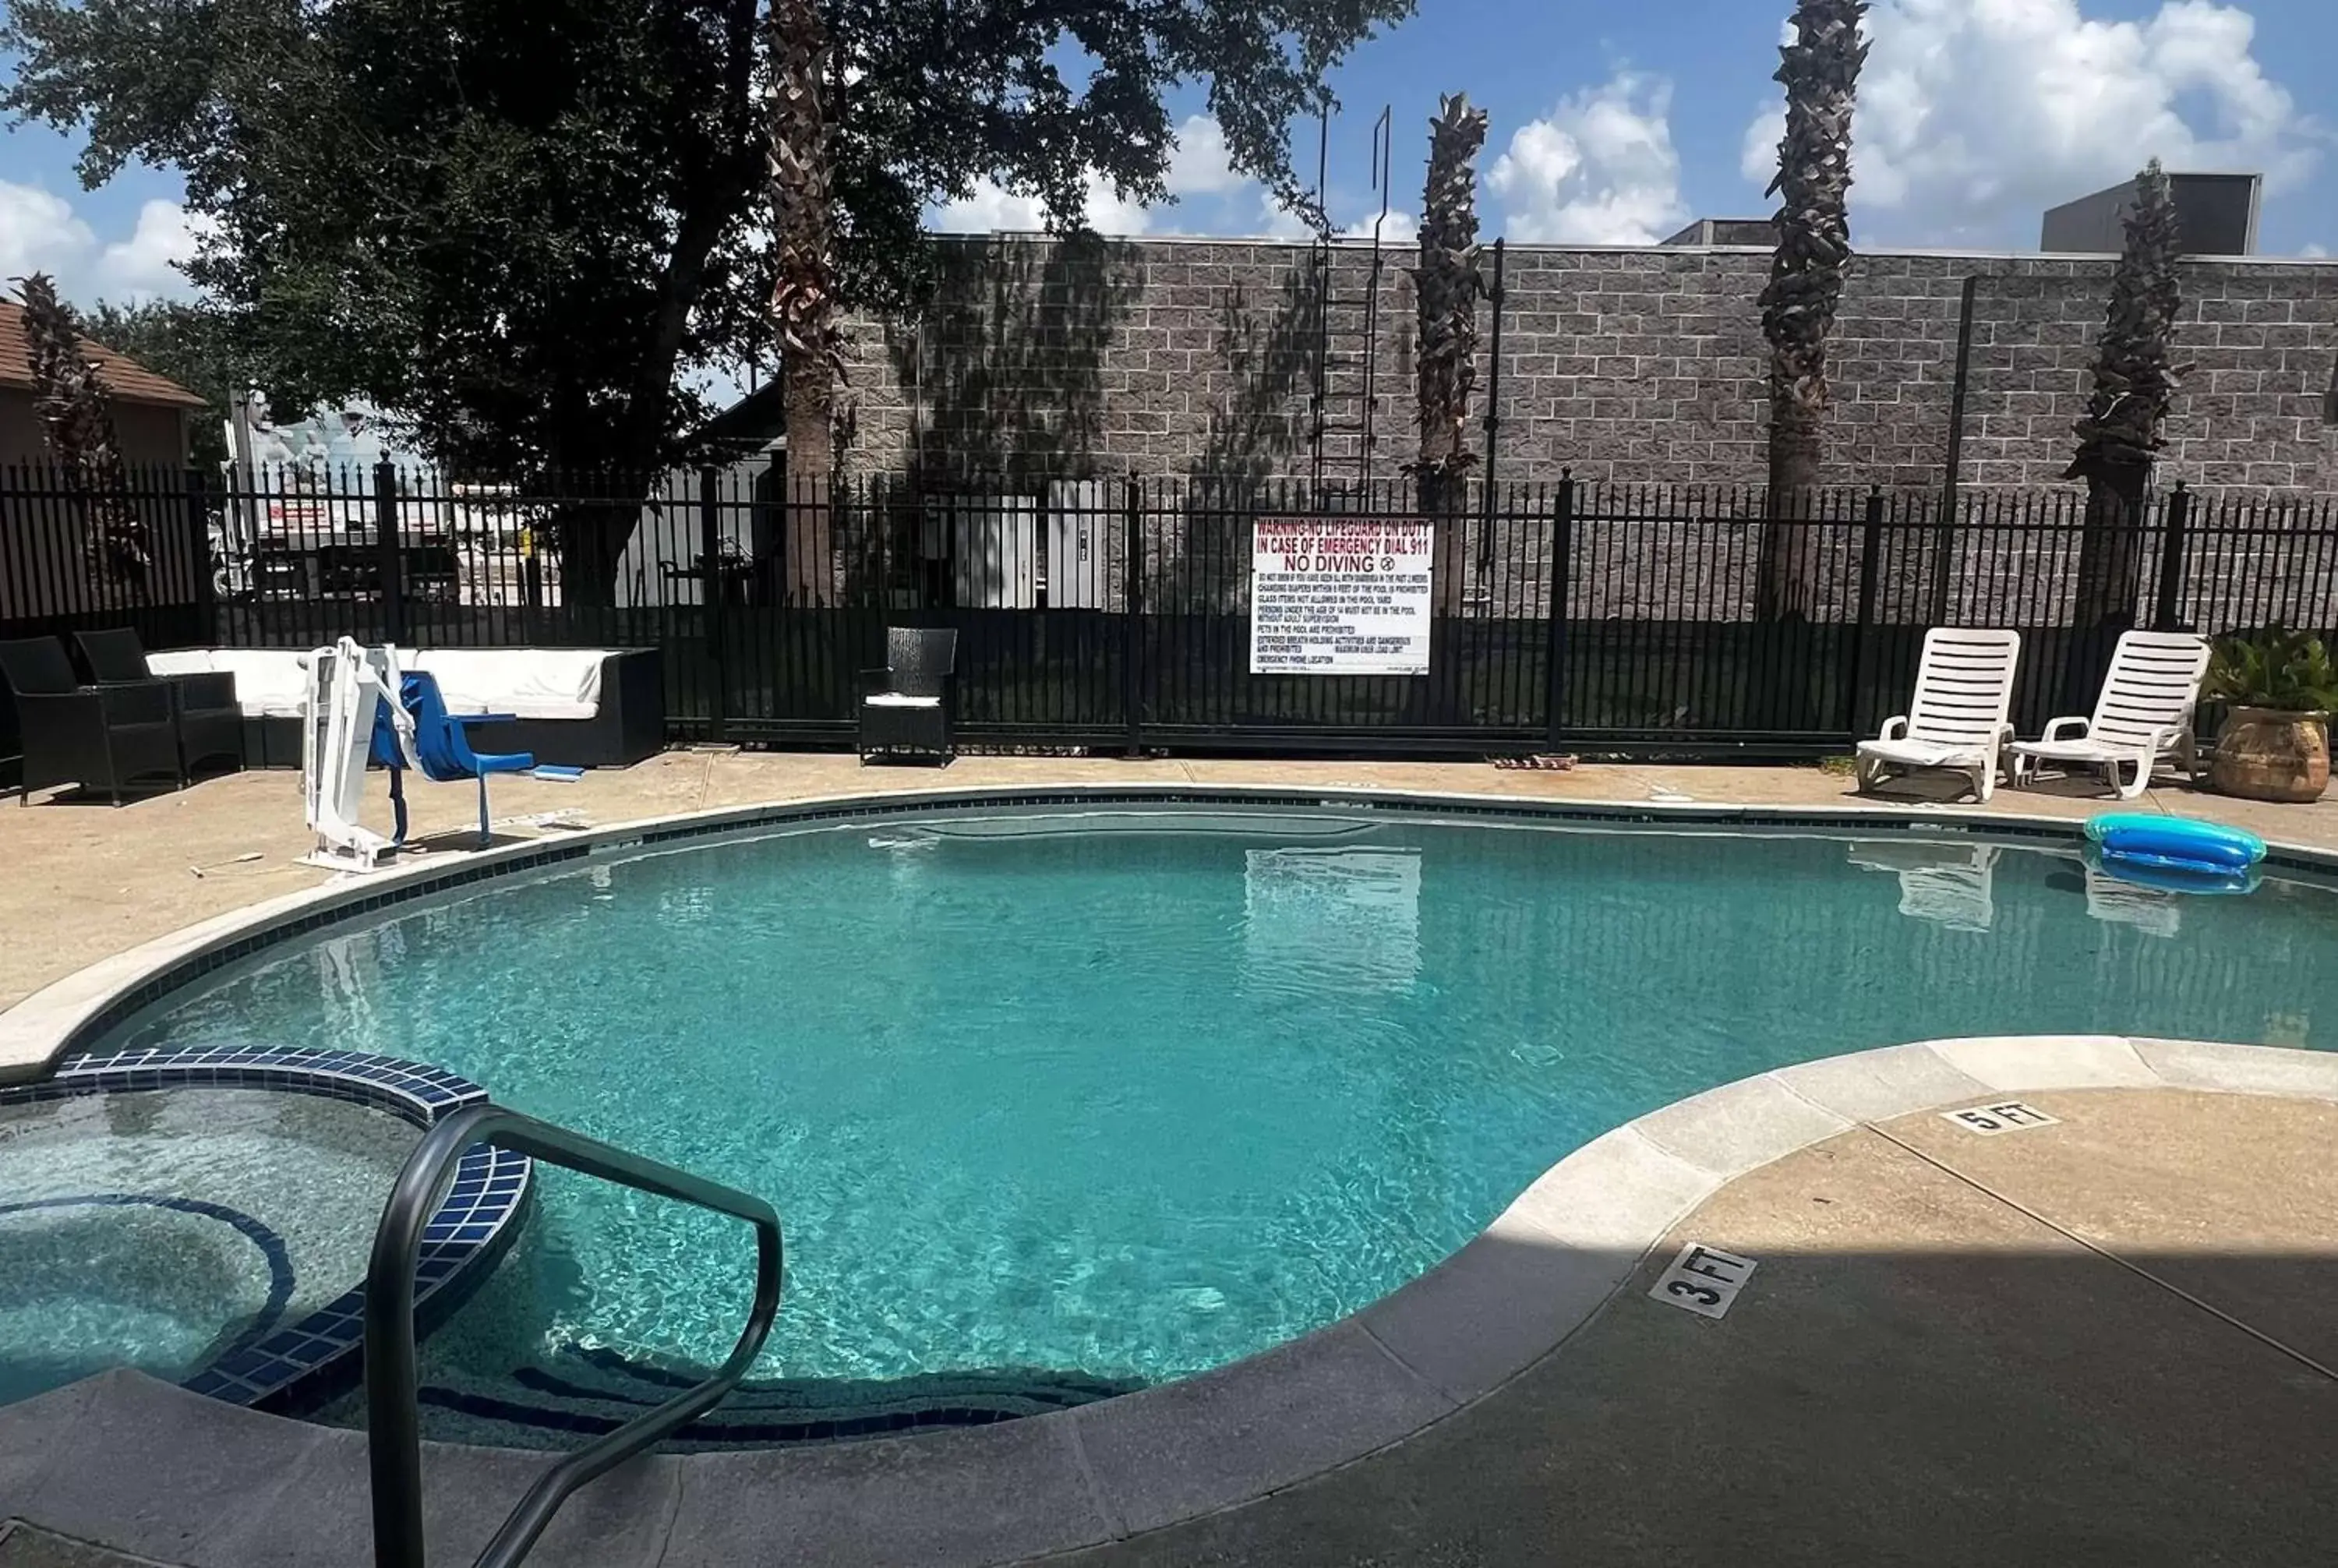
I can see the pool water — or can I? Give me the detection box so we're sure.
[103,810,2338,1403]
[0,1088,420,1404]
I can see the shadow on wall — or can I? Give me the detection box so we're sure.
[1198,267,1320,485]
[886,235,1138,489]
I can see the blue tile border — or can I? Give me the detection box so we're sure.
[0,1046,532,1414]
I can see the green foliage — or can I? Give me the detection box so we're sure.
[2204,627,2338,714]
[78,299,235,470]
[3,0,1410,477]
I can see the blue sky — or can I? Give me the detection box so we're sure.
[5,0,2334,309]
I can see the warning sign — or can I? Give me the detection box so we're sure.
[1248,517,1435,675]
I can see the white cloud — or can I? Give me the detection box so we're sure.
[1489,72,1689,245]
[1255,192,1313,240]
[1342,209,1418,243]
[1741,0,2327,247]
[0,182,209,303]
[2303,242,2331,258]
[930,181,1046,232]
[1165,115,1244,198]
[1075,174,1153,236]
[0,182,98,281]
[929,170,1151,235]
[922,111,1414,242]
[99,199,216,298]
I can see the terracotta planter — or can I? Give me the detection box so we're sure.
[2209,706,2330,803]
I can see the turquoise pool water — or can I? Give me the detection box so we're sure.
[102,809,2338,1404]
[0,1087,419,1405]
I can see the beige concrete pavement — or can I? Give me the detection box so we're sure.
[1882,1089,2338,1372]
[1072,1088,2338,1566]
[7,748,2337,1014]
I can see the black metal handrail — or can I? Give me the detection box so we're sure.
[366,1103,783,1568]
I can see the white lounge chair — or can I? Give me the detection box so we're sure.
[1855,628,2022,802]
[2009,630,2210,800]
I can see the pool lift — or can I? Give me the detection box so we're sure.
[300,637,401,873]
[299,637,533,873]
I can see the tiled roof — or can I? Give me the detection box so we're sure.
[0,300,208,409]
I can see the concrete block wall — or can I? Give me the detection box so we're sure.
[842,235,2338,496]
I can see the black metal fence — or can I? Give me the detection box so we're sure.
[6,460,2338,762]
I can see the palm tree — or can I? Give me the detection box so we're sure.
[14,272,149,601]
[1756,0,1867,621]
[2068,159,2184,630]
[1413,93,1488,614]
[767,0,844,605]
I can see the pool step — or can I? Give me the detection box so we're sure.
[406,1347,1141,1451]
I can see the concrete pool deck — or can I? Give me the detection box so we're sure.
[5,757,2338,1564]
[1071,1078,2338,1568]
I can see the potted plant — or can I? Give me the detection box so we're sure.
[2202,626,2338,803]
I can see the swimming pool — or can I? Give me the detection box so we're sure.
[94,803,2338,1428]
[0,1086,418,1406]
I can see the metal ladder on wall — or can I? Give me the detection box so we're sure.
[365,1104,783,1568]
[1308,106,1394,501]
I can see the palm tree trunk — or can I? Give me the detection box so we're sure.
[1758,393,1824,620]
[782,359,834,607]
[768,0,842,606]
[1414,94,1487,618]
[2066,161,2184,636]
[1755,0,1867,626]
[2073,477,2146,630]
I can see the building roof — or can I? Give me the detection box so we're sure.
[0,301,209,409]
[690,379,788,454]
[2040,171,2262,257]
[1661,217,1783,249]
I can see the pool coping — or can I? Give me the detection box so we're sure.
[0,1045,532,1414]
[5,1037,2335,1566]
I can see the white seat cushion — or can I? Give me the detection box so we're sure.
[147,648,310,717]
[2011,736,2152,763]
[1857,737,1987,769]
[142,648,216,680]
[409,649,606,721]
[864,693,941,709]
[143,647,611,722]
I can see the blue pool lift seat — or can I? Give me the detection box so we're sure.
[369,670,533,847]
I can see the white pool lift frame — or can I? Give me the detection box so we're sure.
[298,638,417,874]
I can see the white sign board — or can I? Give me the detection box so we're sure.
[1249,517,1435,675]
[1650,1243,1759,1319]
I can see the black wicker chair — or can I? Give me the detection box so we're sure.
[859,627,958,765]
[76,628,245,777]
[0,636,183,805]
